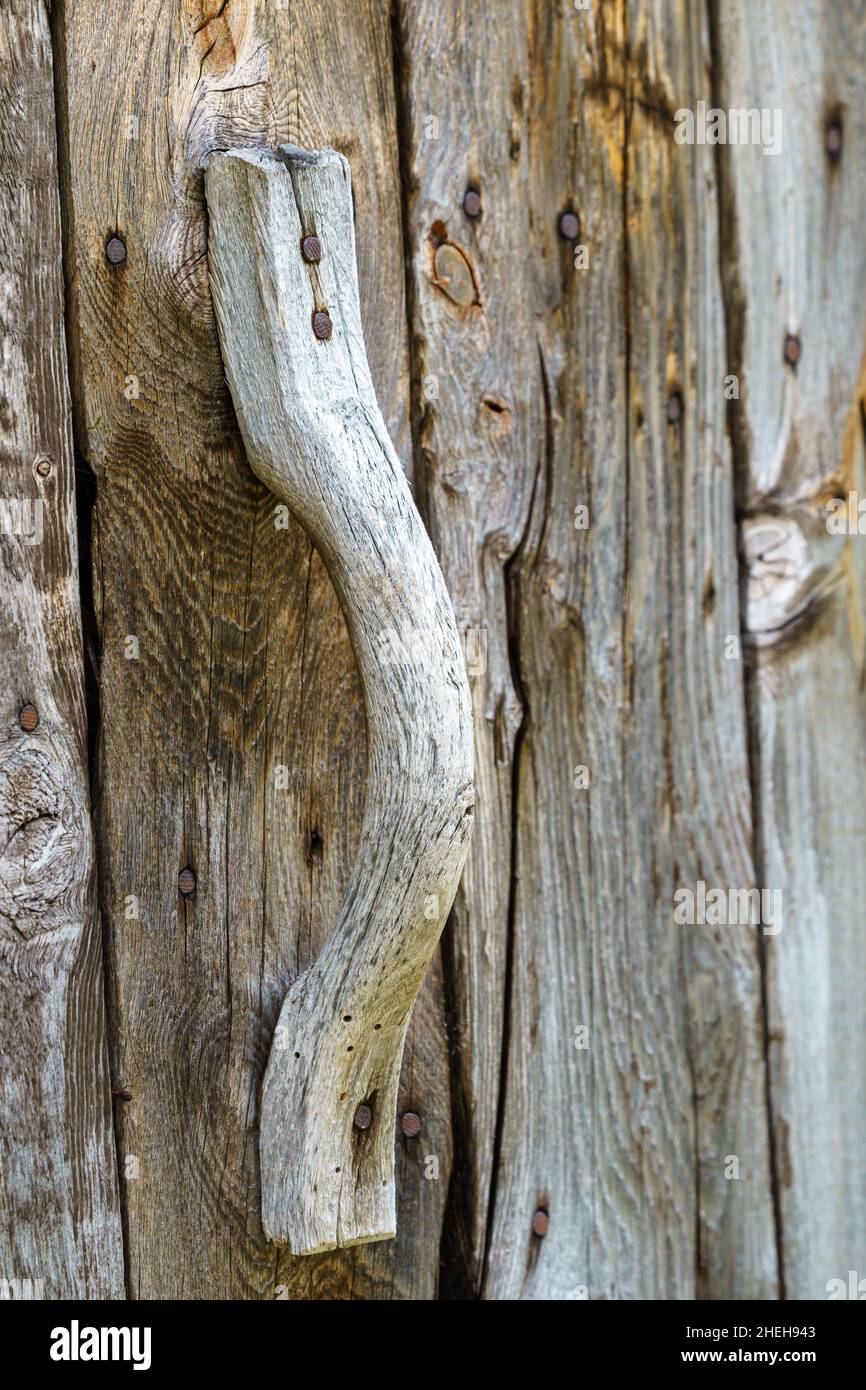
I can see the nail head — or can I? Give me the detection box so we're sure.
[784,333,801,367]
[312,310,332,341]
[105,235,126,266]
[178,867,196,897]
[353,1104,373,1131]
[559,210,580,241]
[463,188,482,219]
[532,1208,549,1237]
[18,704,39,732]
[301,235,322,264]
[400,1111,422,1138]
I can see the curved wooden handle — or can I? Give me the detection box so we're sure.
[205,146,474,1255]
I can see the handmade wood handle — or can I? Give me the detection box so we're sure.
[205,145,474,1255]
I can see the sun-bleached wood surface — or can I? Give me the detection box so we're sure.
[206,144,474,1255]
[478,0,776,1301]
[55,0,454,1300]
[0,0,860,1300]
[0,0,122,1299]
[713,0,866,1299]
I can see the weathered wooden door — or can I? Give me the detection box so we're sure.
[2,0,866,1302]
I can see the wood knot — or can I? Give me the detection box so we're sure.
[741,507,843,644]
[433,242,478,308]
[0,742,89,939]
[188,0,246,79]
[157,3,269,323]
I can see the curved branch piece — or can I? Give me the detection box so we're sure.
[205,145,474,1254]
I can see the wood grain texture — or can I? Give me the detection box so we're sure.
[39,0,865,1301]
[268,0,456,1300]
[482,0,776,1300]
[206,144,474,1256]
[55,0,446,1298]
[0,0,123,1299]
[392,0,539,1296]
[712,0,866,1299]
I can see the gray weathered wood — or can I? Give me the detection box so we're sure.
[483,0,776,1300]
[268,0,456,1299]
[0,0,123,1300]
[392,0,539,1294]
[713,0,866,1299]
[206,145,474,1255]
[56,0,450,1299]
[38,0,866,1301]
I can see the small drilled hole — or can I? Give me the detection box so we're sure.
[826,119,843,159]
[343,1015,352,1022]
[340,1092,347,1101]
[294,1052,300,1059]
[347,1045,354,1052]
[335,1167,341,1173]
[374,1023,382,1030]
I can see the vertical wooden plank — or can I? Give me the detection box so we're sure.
[623,0,776,1302]
[483,0,776,1299]
[0,0,123,1298]
[712,0,866,1299]
[393,0,539,1294]
[56,0,444,1298]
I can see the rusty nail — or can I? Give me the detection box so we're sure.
[18,704,39,732]
[667,392,682,424]
[400,1111,422,1138]
[301,235,322,264]
[353,1104,373,1130]
[178,867,196,897]
[34,456,52,479]
[531,1208,549,1237]
[559,210,580,241]
[105,235,126,266]
[312,310,332,341]
[462,188,482,219]
[784,333,801,367]
[825,122,842,158]
[111,1088,132,1102]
